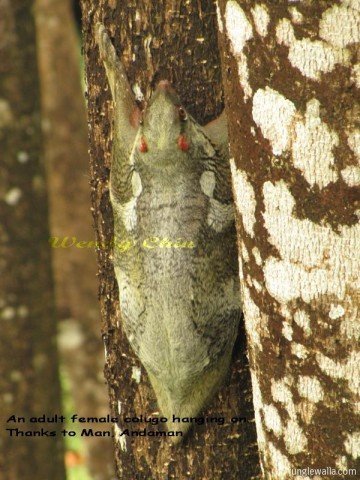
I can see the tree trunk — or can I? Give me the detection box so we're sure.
[34,1,114,478]
[81,1,260,478]
[217,1,359,478]
[0,1,66,479]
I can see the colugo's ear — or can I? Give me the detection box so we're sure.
[203,110,229,154]
[95,23,140,145]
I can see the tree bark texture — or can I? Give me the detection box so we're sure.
[81,1,260,479]
[217,1,359,479]
[34,1,114,478]
[0,1,66,479]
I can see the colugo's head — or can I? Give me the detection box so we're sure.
[136,80,191,162]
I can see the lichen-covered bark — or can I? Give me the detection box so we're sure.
[0,1,65,478]
[217,1,359,479]
[34,1,114,477]
[81,1,260,478]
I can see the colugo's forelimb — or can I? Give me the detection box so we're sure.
[95,23,240,442]
[95,22,139,150]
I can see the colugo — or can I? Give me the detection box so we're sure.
[95,23,241,441]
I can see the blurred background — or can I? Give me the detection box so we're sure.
[0,1,114,478]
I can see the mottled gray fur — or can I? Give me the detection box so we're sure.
[96,23,241,441]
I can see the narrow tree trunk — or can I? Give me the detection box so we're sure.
[0,1,66,479]
[34,1,114,477]
[81,1,260,478]
[217,1,359,478]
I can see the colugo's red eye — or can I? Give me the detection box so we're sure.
[178,106,187,121]
[139,136,148,153]
[178,134,190,151]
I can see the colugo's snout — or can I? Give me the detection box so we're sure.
[136,78,191,154]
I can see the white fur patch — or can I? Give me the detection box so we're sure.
[131,171,142,197]
[118,197,138,231]
[200,171,216,197]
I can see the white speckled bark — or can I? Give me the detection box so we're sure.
[219,0,360,477]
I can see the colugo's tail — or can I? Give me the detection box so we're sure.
[147,351,232,444]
